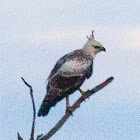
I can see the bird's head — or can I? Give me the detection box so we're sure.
[84,31,106,55]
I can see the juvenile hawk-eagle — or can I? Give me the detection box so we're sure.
[38,31,106,117]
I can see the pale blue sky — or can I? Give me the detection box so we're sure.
[0,1,140,140]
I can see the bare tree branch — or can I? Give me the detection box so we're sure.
[21,77,36,140]
[18,77,114,140]
[17,132,23,140]
[38,77,114,140]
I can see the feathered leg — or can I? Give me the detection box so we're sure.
[66,95,73,115]
[66,95,70,108]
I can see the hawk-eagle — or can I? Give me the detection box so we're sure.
[38,31,106,117]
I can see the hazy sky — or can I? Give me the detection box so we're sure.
[1,1,140,140]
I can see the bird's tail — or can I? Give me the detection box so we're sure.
[38,95,52,117]
[38,90,65,117]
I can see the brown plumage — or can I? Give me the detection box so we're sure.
[38,31,105,117]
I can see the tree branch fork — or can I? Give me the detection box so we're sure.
[18,77,114,140]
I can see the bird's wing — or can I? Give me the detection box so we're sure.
[48,53,69,80]
[48,49,93,80]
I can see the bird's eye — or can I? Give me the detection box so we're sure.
[94,46,99,49]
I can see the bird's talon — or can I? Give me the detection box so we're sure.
[66,106,73,116]
[79,88,88,99]
[82,94,87,99]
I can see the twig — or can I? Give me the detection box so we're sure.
[17,132,23,140]
[38,77,114,140]
[21,77,36,140]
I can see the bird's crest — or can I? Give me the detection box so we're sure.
[87,30,94,40]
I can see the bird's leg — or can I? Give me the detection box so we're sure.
[66,95,73,115]
[78,88,88,99]
[66,95,69,108]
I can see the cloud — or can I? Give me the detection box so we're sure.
[115,27,140,49]
[24,28,90,43]
[1,0,140,49]
[19,26,140,50]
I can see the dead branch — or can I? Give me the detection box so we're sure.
[17,132,23,140]
[17,78,36,140]
[18,77,114,140]
[38,77,114,140]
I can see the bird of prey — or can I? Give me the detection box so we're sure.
[38,31,106,117]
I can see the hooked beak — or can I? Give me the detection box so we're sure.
[101,47,106,52]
